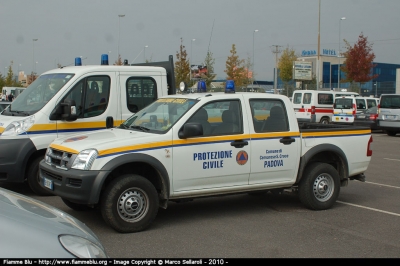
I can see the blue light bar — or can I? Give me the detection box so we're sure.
[75,57,82,66]
[197,81,207,93]
[225,80,235,93]
[101,54,109,65]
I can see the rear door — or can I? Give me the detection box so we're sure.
[248,98,300,185]
[333,97,354,123]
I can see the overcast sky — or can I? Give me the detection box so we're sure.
[1,0,399,81]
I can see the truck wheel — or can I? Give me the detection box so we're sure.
[101,174,159,233]
[298,162,340,210]
[62,198,93,211]
[386,130,397,136]
[320,117,329,124]
[27,157,54,196]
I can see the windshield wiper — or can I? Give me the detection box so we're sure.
[119,124,128,129]
[130,125,150,132]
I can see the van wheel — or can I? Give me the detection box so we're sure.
[27,157,54,196]
[101,174,159,233]
[386,130,397,136]
[320,117,329,124]
[298,162,340,210]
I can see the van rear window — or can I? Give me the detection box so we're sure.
[335,98,353,109]
[380,95,400,109]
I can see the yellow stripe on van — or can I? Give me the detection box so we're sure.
[302,129,371,138]
[98,140,174,156]
[49,144,79,154]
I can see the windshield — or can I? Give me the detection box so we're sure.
[3,73,73,116]
[335,98,353,109]
[380,95,400,109]
[120,98,198,133]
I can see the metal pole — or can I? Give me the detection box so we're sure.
[144,45,148,62]
[118,15,125,62]
[375,82,378,97]
[338,17,346,90]
[253,30,258,84]
[32,39,38,74]
[190,39,195,83]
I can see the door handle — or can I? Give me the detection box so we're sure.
[280,137,295,145]
[230,140,248,148]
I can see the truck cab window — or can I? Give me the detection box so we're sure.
[250,99,288,132]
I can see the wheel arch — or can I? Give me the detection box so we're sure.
[94,153,170,207]
[296,144,349,184]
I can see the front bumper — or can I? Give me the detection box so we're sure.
[39,160,110,204]
[0,138,37,183]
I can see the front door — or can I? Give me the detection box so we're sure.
[172,98,251,192]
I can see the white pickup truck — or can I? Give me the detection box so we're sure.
[39,83,373,233]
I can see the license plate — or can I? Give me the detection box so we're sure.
[43,177,53,190]
[386,115,396,120]
[358,115,365,119]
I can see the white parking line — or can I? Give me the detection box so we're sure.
[365,181,400,189]
[384,158,400,162]
[337,201,400,217]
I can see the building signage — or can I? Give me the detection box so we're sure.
[293,61,312,81]
[301,49,337,57]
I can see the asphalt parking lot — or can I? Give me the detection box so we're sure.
[1,131,399,258]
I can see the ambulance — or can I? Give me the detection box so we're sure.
[291,90,359,124]
[0,54,175,195]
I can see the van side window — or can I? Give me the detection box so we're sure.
[293,93,302,104]
[250,99,289,133]
[84,76,111,118]
[318,93,333,104]
[62,75,110,119]
[303,93,312,104]
[126,78,157,113]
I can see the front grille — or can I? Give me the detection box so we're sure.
[47,148,73,170]
[42,170,62,182]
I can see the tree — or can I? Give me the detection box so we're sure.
[242,55,253,91]
[341,32,378,93]
[114,54,123,65]
[278,47,297,96]
[224,44,245,87]
[174,38,190,89]
[202,50,217,88]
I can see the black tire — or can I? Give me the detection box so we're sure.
[386,130,397,136]
[320,117,329,124]
[101,174,159,233]
[298,162,340,210]
[62,198,93,211]
[27,157,54,196]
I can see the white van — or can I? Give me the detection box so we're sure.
[332,96,379,124]
[291,90,359,124]
[377,94,400,136]
[0,54,176,195]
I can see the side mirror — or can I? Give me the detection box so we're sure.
[61,99,78,121]
[106,116,114,129]
[178,122,203,139]
[333,103,336,108]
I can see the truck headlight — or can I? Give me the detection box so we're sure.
[59,235,107,258]
[71,149,98,170]
[2,115,35,136]
[45,147,52,165]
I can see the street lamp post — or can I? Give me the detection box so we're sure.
[32,38,38,74]
[118,14,125,62]
[374,82,378,97]
[190,38,196,82]
[338,17,346,90]
[253,30,258,84]
[144,45,148,62]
